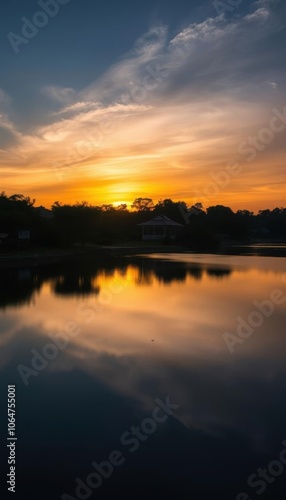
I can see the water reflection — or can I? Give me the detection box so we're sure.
[0,256,234,309]
[0,253,286,499]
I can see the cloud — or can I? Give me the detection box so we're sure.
[38,102,152,143]
[0,109,22,148]
[169,15,234,45]
[42,86,76,104]
[254,0,280,7]
[266,81,278,89]
[0,89,11,106]
[0,1,285,209]
[133,25,168,59]
[0,114,17,134]
[53,101,101,116]
[245,7,271,21]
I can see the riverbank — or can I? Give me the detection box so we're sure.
[0,248,95,268]
[1,240,286,268]
[0,243,187,268]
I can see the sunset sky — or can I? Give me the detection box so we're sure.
[0,0,285,211]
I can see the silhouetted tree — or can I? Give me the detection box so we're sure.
[1,191,286,250]
[131,198,154,212]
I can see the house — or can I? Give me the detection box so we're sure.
[138,215,184,241]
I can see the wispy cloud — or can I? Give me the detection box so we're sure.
[43,86,76,104]
[170,15,233,45]
[0,1,285,209]
[245,7,271,21]
[53,101,101,116]
[0,88,11,106]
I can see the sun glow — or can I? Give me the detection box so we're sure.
[113,201,129,208]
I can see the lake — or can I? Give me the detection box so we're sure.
[0,252,286,499]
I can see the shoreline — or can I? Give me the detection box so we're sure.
[0,245,187,268]
[1,241,286,268]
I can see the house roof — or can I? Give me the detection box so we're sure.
[138,215,184,227]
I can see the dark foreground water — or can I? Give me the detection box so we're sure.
[0,252,286,499]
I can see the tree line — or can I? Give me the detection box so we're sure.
[0,192,285,249]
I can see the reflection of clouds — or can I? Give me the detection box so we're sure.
[0,315,24,350]
[0,254,286,449]
[69,348,286,449]
[0,323,46,367]
[2,316,286,450]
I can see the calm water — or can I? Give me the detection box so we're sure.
[0,253,286,499]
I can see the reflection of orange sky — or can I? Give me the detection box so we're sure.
[1,255,286,432]
[1,256,285,360]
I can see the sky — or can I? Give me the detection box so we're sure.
[0,0,285,211]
